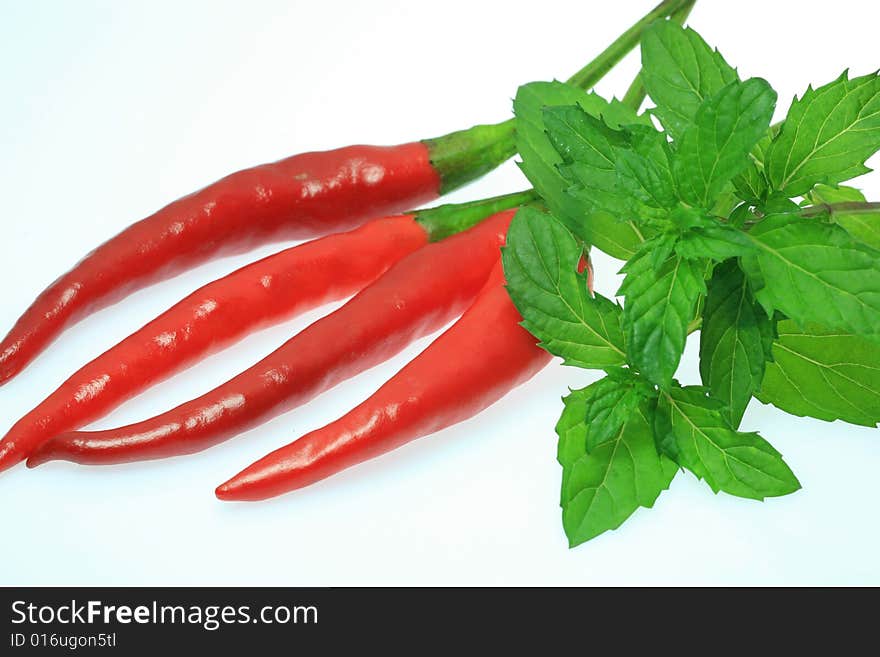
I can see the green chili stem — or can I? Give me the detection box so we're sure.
[415,189,538,242]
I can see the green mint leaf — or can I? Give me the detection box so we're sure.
[513,81,650,259]
[741,213,880,338]
[806,183,866,204]
[673,78,777,210]
[560,401,677,547]
[675,222,756,262]
[759,320,880,427]
[699,261,774,427]
[641,21,739,139]
[581,371,655,452]
[546,106,632,219]
[557,375,647,470]
[732,124,781,203]
[760,195,801,215]
[557,387,591,473]
[545,107,675,226]
[728,201,757,228]
[619,250,706,386]
[807,184,880,251]
[502,207,627,368]
[648,232,678,273]
[615,125,678,220]
[733,164,768,204]
[766,71,880,197]
[732,144,771,202]
[655,385,801,500]
[667,205,707,230]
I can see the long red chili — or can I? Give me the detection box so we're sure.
[214,261,552,501]
[27,208,520,468]
[0,122,515,385]
[0,192,530,472]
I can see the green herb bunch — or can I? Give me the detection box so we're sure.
[503,20,880,546]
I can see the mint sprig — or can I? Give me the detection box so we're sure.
[505,19,880,545]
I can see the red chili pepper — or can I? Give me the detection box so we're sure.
[577,251,594,292]
[214,260,551,501]
[0,192,530,473]
[27,208,522,468]
[0,122,515,385]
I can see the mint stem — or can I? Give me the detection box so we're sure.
[802,201,880,217]
[567,0,695,90]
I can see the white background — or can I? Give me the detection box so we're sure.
[1,0,878,585]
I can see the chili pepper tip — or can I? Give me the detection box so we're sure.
[215,466,277,502]
[214,480,242,501]
[23,439,61,468]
